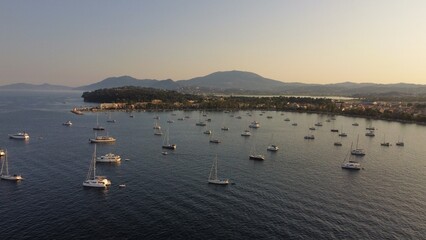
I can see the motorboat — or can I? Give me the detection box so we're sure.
[339,132,347,137]
[334,142,342,146]
[331,129,339,132]
[221,127,229,131]
[284,118,290,121]
[203,130,212,135]
[292,123,298,126]
[249,121,260,128]
[309,127,316,130]
[8,132,30,140]
[352,123,359,126]
[96,153,121,163]
[314,122,323,126]
[62,120,72,126]
[209,139,221,144]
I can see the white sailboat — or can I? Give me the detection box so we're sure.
[107,112,116,123]
[351,135,365,156]
[396,136,404,146]
[0,150,23,181]
[380,135,391,146]
[162,127,176,150]
[267,134,279,151]
[342,144,361,170]
[208,155,229,185]
[249,138,265,160]
[93,113,105,131]
[83,145,111,188]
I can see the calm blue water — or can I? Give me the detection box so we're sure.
[0,90,426,239]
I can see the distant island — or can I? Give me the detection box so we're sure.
[80,86,426,124]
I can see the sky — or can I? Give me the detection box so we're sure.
[1,0,426,87]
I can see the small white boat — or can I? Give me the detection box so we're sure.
[196,121,207,126]
[249,154,265,161]
[249,121,260,128]
[0,150,23,181]
[162,151,168,155]
[208,156,229,185]
[365,131,375,137]
[267,145,279,151]
[341,160,361,170]
[8,132,30,140]
[119,184,126,188]
[0,149,5,156]
[96,153,121,163]
[83,145,111,188]
[62,120,72,126]
[203,130,212,135]
[241,130,251,136]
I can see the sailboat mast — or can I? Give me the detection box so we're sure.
[93,144,97,179]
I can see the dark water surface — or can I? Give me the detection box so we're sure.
[0,90,425,239]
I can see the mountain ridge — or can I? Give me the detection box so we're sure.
[1,70,426,96]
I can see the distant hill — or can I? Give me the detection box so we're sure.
[0,83,72,91]
[2,70,426,96]
[75,76,180,91]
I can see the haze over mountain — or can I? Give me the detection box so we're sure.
[1,70,426,96]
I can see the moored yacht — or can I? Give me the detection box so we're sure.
[249,121,260,128]
[341,160,361,170]
[89,135,116,143]
[267,145,279,151]
[62,120,72,126]
[96,153,121,163]
[83,145,111,188]
[9,132,30,140]
[249,154,265,161]
[0,150,23,181]
[241,130,251,136]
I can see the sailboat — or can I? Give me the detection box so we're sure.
[106,112,116,123]
[267,134,279,151]
[209,132,221,143]
[351,135,365,156]
[341,144,361,170]
[338,126,347,137]
[162,127,176,150]
[208,155,229,185]
[153,119,161,130]
[396,136,404,146]
[93,113,105,131]
[380,135,391,146]
[83,145,111,188]
[249,138,265,160]
[0,150,23,181]
[154,127,163,136]
[196,111,207,126]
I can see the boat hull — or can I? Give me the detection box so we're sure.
[1,175,23,181]
[208,179,229,185]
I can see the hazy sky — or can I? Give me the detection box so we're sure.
[1,0,425,86]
